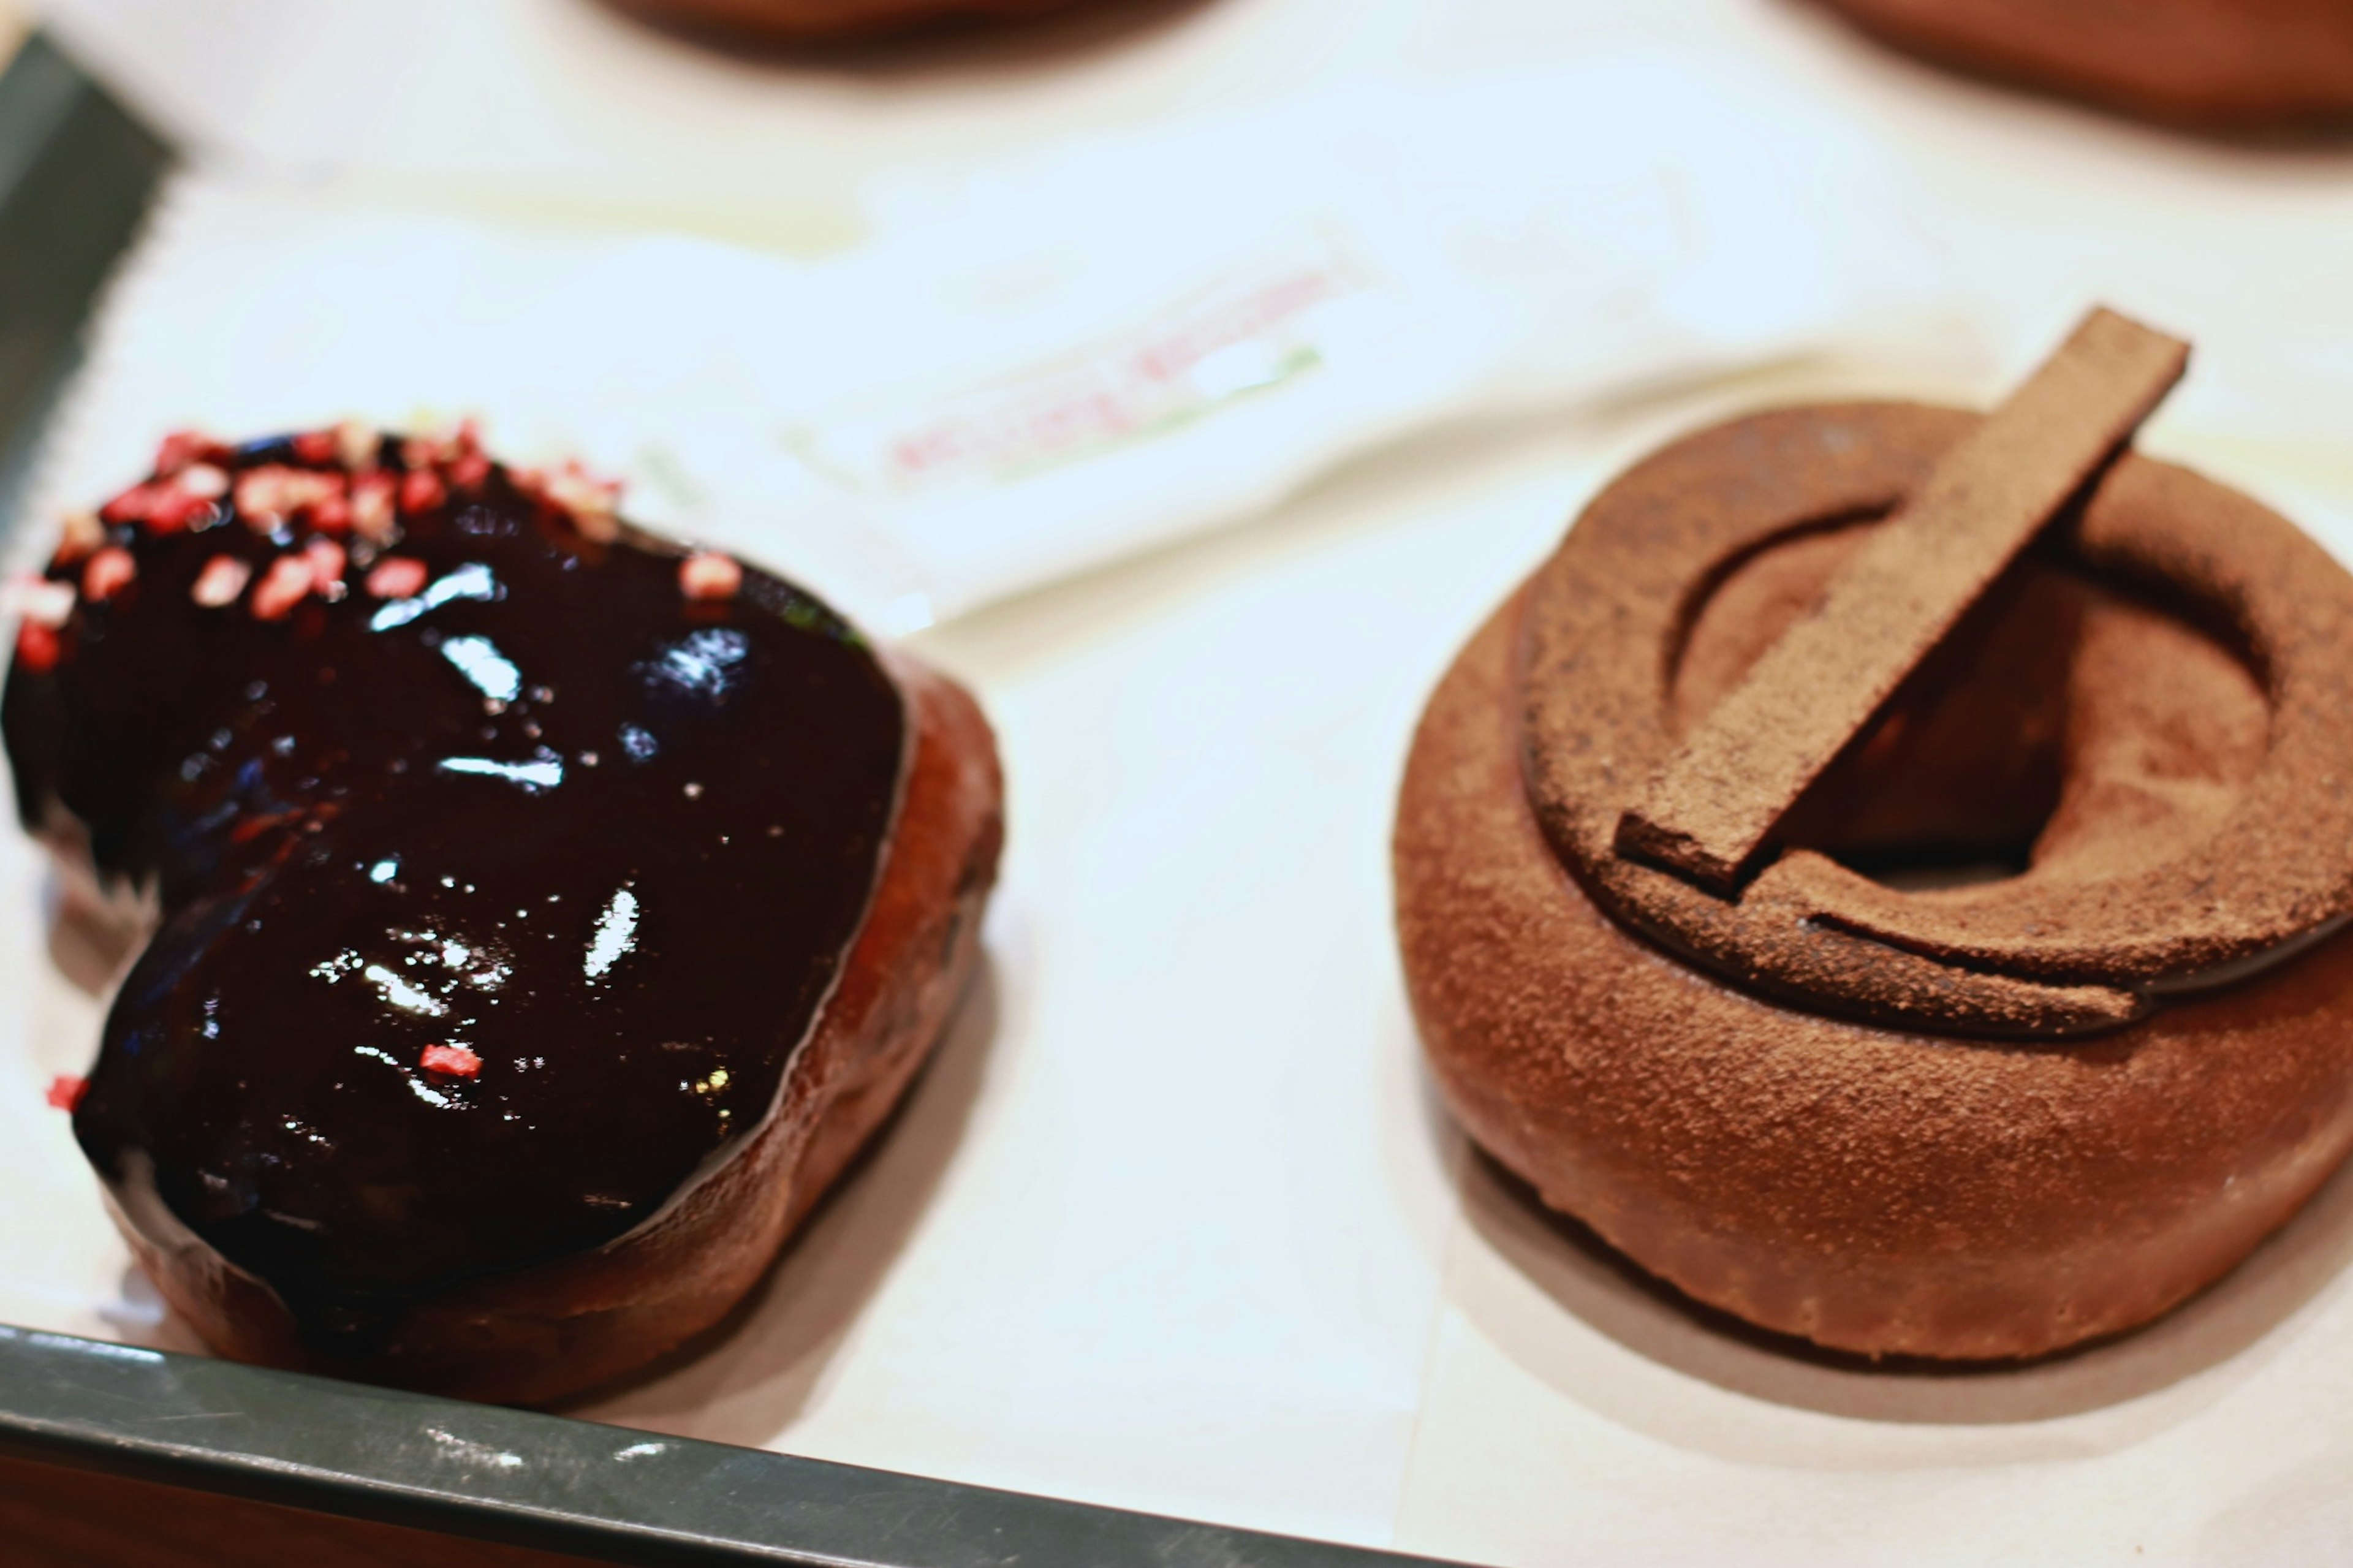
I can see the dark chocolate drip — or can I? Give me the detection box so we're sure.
[2,434,906,1354]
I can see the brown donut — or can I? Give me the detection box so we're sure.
[1394,403,2353,1360]
[608,0,1098,42]
[1811,0,2353,129]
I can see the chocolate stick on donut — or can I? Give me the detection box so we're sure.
[1401,317,2353,1358]
[1615,308,2188,893]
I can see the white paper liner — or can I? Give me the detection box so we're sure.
[11,0,2353,1562]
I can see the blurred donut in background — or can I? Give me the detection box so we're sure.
[611,0,1100,42]
[1811,0,2353,129]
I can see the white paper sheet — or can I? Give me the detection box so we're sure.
[13,0,2353,1564]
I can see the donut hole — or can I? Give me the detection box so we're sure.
[1670,517,2271,896]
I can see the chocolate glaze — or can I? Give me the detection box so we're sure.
[3,434,906,1356]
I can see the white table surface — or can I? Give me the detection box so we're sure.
[12,1,2353,1563]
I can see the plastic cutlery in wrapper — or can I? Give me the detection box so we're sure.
[33,50,1958,629]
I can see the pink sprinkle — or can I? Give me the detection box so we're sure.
[334,419,374,466]
[303,536,347,596]
[3,572,77,629]
[153,430,220,477]
[350,473,397,543]
[191,555,252,608]
[81,547,137,603]
[449,452,491,492]
[292,430,338,464]
[53,512,104,565]
[679,552,742,602]
[420,1043,481,1078]
[234,465,345,531]
[335,420,378,472]
[538,462,623,543]
[365,556,428,600]
[178,463,230,501]
[398,469,446,515]
[249,554,316,621]
[45,1075,86,1112]
[234,468,293,527]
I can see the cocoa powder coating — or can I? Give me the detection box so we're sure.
[1396,396,2353,1358]
[1521,403,2353,1036]
[1811,0,2353,129]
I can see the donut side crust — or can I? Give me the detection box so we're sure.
[1396,591,2353,1359]
[609,0,1094,40]
[1812,0,2353,127]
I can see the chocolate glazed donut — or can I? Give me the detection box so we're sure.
[1811,0,2353,129]
[2,426,1002,1404]
[1395,347,2353,1358]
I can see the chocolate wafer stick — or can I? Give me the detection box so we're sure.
[1614,307,2189,894]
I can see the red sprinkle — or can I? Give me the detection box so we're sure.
[310,493,352,534]
[398,469,446,515]
[249,554,316,621]
[100,482,162,526]
[105,477,212,532]
[81,547,137,603]
[45,1075,86,1112]
[292,430,338,464]
[149,487,213,533]
[679,551,742,602]
[191,555,252,608]
[304,536,347,596]
[13,621,59,673]
[364,556,428,600]
[420,1043,482,1078]
[153,430,223,476]
[449,452,491,493]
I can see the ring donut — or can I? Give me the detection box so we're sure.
[1811,0,2353,129]
[1395,402,2353,1358]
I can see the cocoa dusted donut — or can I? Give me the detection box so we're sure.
[610,0,1098,42]
[1812,0,2353,129]
[1395,314,2353,1360]
[2,424,1002,1405]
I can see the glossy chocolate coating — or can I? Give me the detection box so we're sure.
[3,436,906,1355]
